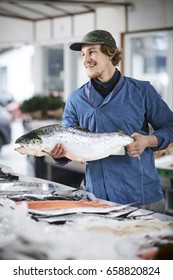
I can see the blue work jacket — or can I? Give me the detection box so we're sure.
[60,74,173,206]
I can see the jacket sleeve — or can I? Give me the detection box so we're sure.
[145,82,173,151]
[53,157,71,166]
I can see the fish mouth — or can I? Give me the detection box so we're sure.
[15,143,28,151]
[14,143,25,149]
[14,144,31,155]
[14,144,50,157]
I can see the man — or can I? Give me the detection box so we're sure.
[50,30,173,213]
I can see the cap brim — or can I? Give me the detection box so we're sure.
[70,42,83,51]
[70,42,102,51]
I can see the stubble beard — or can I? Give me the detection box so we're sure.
[87,69,103,80]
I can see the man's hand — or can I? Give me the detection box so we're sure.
[126,133,158,158]
[49,144,66,158]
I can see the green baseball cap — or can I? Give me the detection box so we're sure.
[70,30,117,51]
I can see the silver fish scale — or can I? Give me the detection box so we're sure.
[15,124,134,162]
[38,125,125,139]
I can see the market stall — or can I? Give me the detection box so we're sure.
[0,164,173,260]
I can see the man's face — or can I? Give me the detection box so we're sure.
[81,44,112,81]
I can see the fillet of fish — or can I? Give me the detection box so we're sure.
[18,199,112,210]
[14,124,134,162]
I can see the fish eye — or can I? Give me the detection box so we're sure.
[31,138,40,145]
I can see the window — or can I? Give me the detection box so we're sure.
[42,45,64,95]
[124,31,173,109]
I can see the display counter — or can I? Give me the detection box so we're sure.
[155,155,173,215]
[0,164,173,260]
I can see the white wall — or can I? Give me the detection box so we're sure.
[96,7,126,33]
[35,19,52,41]
[128,0,173,31]
[73,13,95,36]
[0,17,33,43]
[53,16,72,39]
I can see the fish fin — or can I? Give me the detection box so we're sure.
[111,147,125,155]
[74,126,90,132]
[117,130,128,136]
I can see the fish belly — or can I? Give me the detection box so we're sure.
[63,140,126,162]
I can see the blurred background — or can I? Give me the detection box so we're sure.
[0,0,173,213]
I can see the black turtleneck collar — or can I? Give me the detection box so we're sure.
[91,68,121,98]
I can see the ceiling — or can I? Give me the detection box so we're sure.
[0,0,132,21]
[0,1,132,54]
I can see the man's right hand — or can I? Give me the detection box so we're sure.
[49,144,66,158]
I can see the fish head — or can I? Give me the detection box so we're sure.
[14,132,46,157]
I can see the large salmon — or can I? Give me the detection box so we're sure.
[15,124,134,162]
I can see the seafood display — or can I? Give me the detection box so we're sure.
[21,199,112,210]
[0,198,173,260]
[0,164,173,260]
[14,124,133,162]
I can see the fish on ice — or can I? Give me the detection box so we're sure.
[14,124,134,162]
